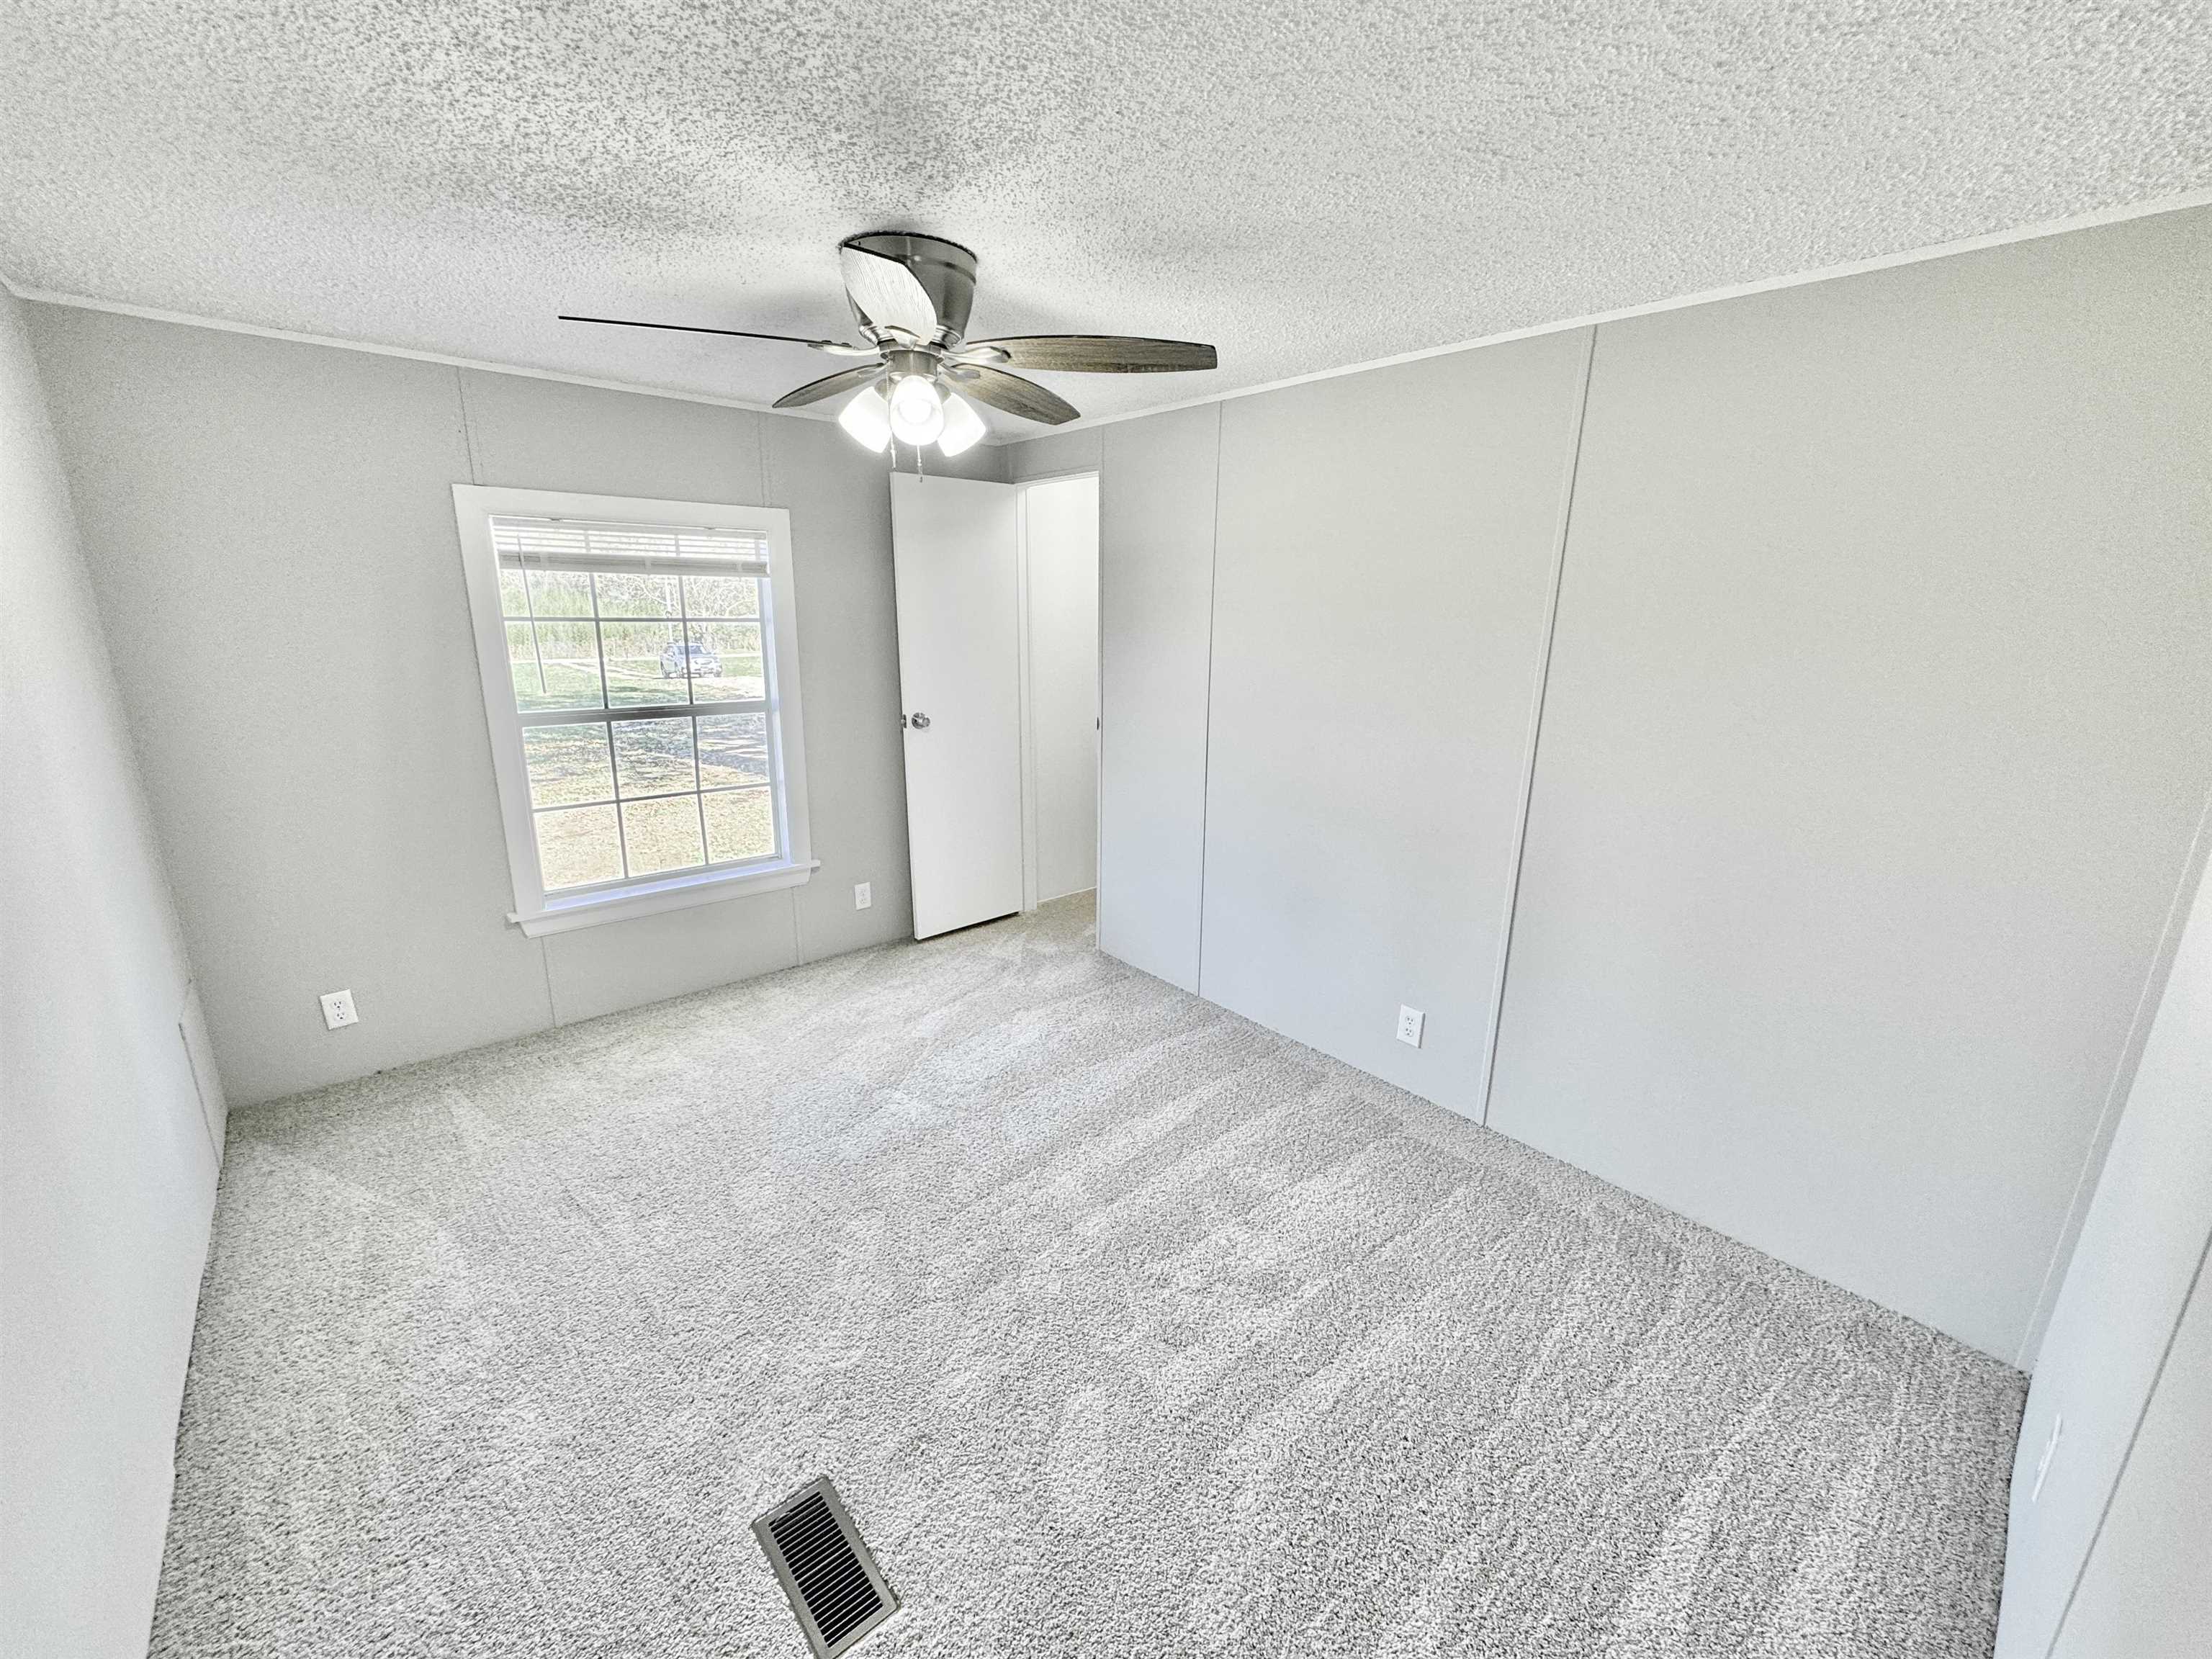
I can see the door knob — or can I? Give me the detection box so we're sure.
[907,711,931,729]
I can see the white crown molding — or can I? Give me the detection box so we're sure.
[0,271,837,422]
[7,185,2208,445]
[1004,187,2212,444]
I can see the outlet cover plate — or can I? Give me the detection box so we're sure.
[1396,1005,1424,1047]
[854,881,873,910]
[320,989,359,1030]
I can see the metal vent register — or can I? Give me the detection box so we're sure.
[754,1478,899,1656]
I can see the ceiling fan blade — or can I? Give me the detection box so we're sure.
[773,363,887,409]
[950,364,1080,426]
[961,336,1218,374]
[558,313,848,349]
[837,245,940,341]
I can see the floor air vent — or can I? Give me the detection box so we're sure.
[754,1477,899,1657]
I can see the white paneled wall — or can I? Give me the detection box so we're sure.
[1200,333,1589,1113]
[2048,1274,2212,1657]
[1,292,221,1657]
[1997,842,2212,1658]
[26,307,1004,1104]
[1010,204,2212,1364]
[1012,411,1220,991]
[1487,210,2212,1362]
[1020,475,1101,904]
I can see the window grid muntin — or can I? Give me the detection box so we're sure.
[516,699,768,726]
[498,529,781,892]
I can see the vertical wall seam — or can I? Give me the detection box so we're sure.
[2018,778,2212,1370]
[1477,325,1598,1126]
[174,999,220,1164]
[1195,402,1225,994]
[1014,483,1040,912]
[2041,1226,2212,1658]
[454,367,480,485]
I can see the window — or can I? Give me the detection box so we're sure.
[452,487,813,935]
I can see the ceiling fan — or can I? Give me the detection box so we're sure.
[561,232,1218,458]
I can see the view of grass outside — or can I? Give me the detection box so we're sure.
[504,565,763,710]
[502,565,778,890]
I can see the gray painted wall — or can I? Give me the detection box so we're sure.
[27,305,999,1105]
[0,292,221,1655]
[2049,1267,2212,1658]
[1007,204,2212,1362]
[1004,427,1102,484]
[1094,411,1219,991]
[1997,839,2212,1658]
[1202,333,1588,1112]
[1011,412,1218,991]
[1487,208,2212,1362]
[1022,474,1101,904]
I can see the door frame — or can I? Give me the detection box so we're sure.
[1013,469,1103,913]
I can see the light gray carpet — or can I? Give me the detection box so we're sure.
[153,895,2024,1658]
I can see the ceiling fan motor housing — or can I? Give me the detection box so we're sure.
[841,231,977,343]
[881,346,938,382]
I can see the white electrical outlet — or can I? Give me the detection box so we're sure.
[2031,1414,2063,1501]
[1396,1005,1424,1047]
[319,989,359,1031]
[853,881,873,910]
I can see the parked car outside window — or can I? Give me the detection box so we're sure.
[660,636,722,678]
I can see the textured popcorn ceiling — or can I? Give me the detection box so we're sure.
[3,2,2209,433]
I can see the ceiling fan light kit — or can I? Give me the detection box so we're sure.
[561,231,1218,462]
[936,391,987,456]
[886,363,947,445]
[837,383,893,451]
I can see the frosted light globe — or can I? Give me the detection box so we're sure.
[837,385,893,452]
[937,391,986,457]
[886,374,945,446]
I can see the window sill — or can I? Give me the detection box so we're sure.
[509,859,819,938]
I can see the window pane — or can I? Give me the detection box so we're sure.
[523,724,613,807]
[696,714,770,789]
[499,569,530,615]
[526,568,593,617]
[681,572,758,619]
[704,788,775,863]
[536,804,621,890]
[685,620,764,701]
[510,619,603,711]
[595,571,680,619]
[612,717,696,798]
[621,796,705,875]
[601,620,685,706]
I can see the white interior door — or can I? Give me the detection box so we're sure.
[890,473,1024,939]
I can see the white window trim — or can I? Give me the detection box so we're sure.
[451,484,816,938]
